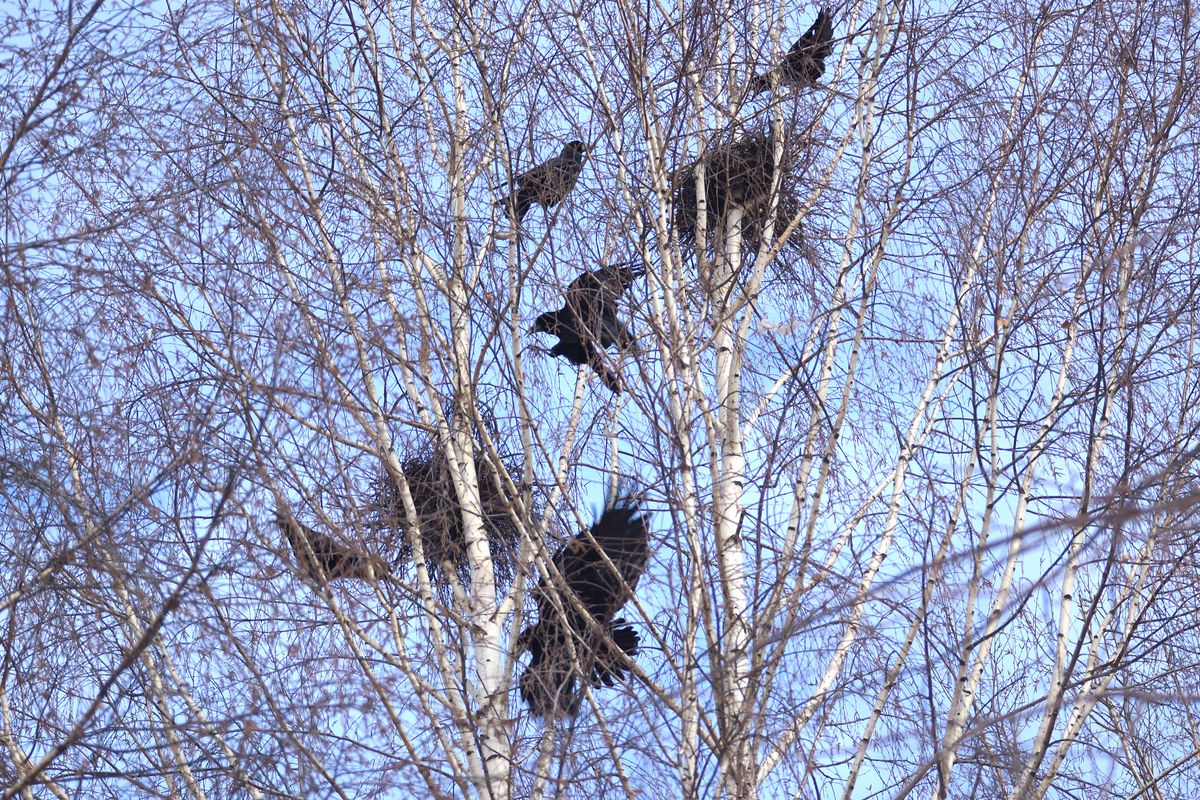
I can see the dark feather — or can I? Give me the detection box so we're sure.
[590,621,640,687]
[517,490,651,717]
[277,510,389,584]
[531,264,643,394]
[499,141,587,222]
[750,8,834,95]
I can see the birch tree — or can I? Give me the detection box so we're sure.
[4,0,1200,798]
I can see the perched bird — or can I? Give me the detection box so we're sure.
[530,263,643,393]
[499,140,588,222]
[277,509,390,584]
[517,489,651,717]
[749,8,835,95]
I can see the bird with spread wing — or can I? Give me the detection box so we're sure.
[517,488,651,717]
[530,263,643,394]
[749,8,835,95]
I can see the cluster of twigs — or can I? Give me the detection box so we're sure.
[672,127,809,256]
[365,434,533,596]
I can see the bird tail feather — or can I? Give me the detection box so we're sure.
[519,665,581,717]
[498,189,533,222]
[589,353,623,393]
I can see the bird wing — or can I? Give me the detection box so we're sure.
[283,518,339,578]
[551,534,604,602]
[575,264,642,300]
[513,156,552,187]
[586,348,624,393]
[534,536,589,619]
[814,9,835,57]
[598,313,638,352]
[795,9,833,53]
[543,503,645,623]
[789,9,834,68]
[565,269,605,303]
[592,504,649,571]
[595,264,643,296]
[281,516,385,582]
[546,155,582,194]
[595,266,641,347]
[522,154,581,203]
[540,533,638,625]
[563,271,604,330]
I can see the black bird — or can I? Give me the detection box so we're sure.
[517,489,651,717]
[530,264,642,393]
[499,141,588,222]
[277,509,390,583]
[749,8,835,95]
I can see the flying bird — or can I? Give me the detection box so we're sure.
[530,263,643,393]
[749,8,835,95]
[499,140,588,222]
[517,489,651,717]
[277,509,391,584]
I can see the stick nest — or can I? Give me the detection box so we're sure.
[672,128,809,254]
[366,438,533,596]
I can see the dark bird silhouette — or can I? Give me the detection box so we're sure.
[277,509,390,583]
[749,8,835,95]
[517,489,651,717]
[499,140,588,222]
[530,263,642,393]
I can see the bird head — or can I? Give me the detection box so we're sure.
[611,263,645,289]
[275,507,295,535]
[529,310,559,336]
[563,140,587,163]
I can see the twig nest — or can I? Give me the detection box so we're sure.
[366,439,532,597]
[672,128,810,255]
